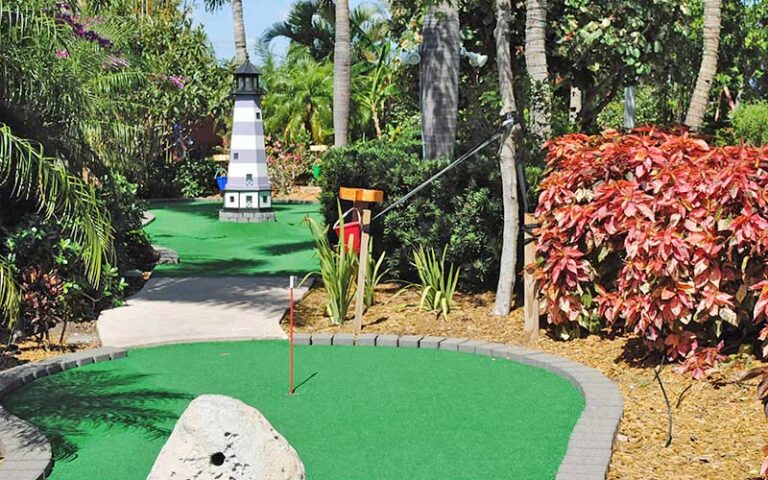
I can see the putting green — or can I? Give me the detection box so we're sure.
[145,200,320,276]
[3,341,584,480]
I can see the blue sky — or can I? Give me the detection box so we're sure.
[189,0,371,61]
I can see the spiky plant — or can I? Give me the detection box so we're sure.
[304,206,357,325]
[412,245,460,319]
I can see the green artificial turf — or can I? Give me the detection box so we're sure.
[3,341,584,480]
[145,200,320,276]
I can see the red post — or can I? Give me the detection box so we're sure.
[289,276,295,396]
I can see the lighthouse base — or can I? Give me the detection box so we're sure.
[219,209,276,223]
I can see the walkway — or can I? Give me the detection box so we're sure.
[98,276,308,347]
[98,200,318,348]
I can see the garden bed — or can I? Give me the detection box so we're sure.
[292,283,768,480]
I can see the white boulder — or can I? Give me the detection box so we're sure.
[147,395,305,480]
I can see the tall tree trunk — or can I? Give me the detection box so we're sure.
[685,0,722,131]
[524,0,550,141]
[493,0,521,316]
[420,2,460,160]
[231,0,248,64]
[333,0,351,147]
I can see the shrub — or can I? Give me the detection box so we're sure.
[173,156,219,198]
[266,137,313,195]
[320,138,504,289]
[731,101,768,146]
[412,246,460,319]
[533,128,768,365]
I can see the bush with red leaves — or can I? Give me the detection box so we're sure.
[533,128,768,372]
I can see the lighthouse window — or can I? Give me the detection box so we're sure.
[229,196,235,203]
[255,112,261,120]
[246,174,253,186]
[245,195,253,208]
[233,152,239,160]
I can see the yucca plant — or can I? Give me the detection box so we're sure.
[412,245,460,319]
[364,246,388,308]
[304,206,357,325]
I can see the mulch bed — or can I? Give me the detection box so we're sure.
[292,283,768,480]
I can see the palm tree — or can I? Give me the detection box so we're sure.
[0,1,119,327]
[420,1,460,160]
[493,0,521,316]
[333,0,351,146]
[262,0,388,62]
[263,0,335,61]
[264,48,334,144]
[685,0,722,131]
[204,0,249,64]
[525,0,551,141]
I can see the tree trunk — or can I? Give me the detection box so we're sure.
[624,85,636,130]
[231,0,248,64]
[493,0,520,317]
[685,0,722,131]
[333,0,351,147]
[420,2,460,160]
[524,0,550,141]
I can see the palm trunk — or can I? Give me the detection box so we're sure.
[685,0,722,131]
[420,2,460,160]
[333,0,351,147]
[493,0,520,316]
[231,0,248,64]
[524,0,550,141]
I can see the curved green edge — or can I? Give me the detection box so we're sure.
[3,341,584,480]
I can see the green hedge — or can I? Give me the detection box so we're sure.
[731,101,768,146]
[319,139,504,289]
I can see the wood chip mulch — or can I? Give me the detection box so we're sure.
[291,283,767,480]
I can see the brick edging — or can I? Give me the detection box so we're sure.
[293,333,623,480]
[0,347,128,480]
[0,336,622,480]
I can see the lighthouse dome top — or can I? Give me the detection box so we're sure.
[233,60,263,95]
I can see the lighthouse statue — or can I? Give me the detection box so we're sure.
[219,61,276,223]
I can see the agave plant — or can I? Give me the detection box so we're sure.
[411,245,460,319]
[303,206,357,325]
[364,246,388,308]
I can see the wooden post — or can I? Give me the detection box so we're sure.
[338,187,383,336]
[523,213,540,343]
[353,206,372,335]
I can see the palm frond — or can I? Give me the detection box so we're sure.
[0,123,114,286]
[0,257,20,329]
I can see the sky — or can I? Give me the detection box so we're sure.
[189,0,371,61]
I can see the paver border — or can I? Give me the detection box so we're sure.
[0,336,622,480]
[300,333,623,480]
[0,347,127,480]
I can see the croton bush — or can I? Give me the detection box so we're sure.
[533,128,768,375]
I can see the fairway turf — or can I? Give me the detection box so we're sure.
[145,200,320,276]
[4,341,584,480]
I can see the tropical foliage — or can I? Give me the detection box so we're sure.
[412,246,460,319]
[0,0,225,337]
[533,128,768,374]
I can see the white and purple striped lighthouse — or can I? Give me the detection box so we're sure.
[219,61,276,223]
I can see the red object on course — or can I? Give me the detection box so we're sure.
[333,208,362,253]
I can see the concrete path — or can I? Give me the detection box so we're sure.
[97,276,308,348]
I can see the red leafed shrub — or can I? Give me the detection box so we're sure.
[533,127,768,367]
